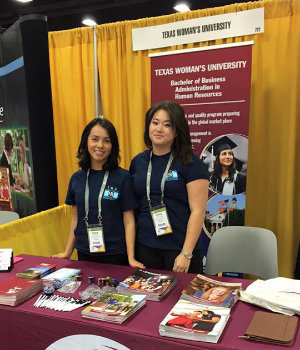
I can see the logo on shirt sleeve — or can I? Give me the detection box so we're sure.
[103,186,119,200]
[165,170,178,181]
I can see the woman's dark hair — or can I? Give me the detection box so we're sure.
[77,118,120,171]
[144,101,193,163]
[210,149,236,184]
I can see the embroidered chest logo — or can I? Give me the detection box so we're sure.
[103,186,119,200]
[165,170,178,181]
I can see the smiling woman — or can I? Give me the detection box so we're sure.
[209,142,246,195]
[52,117,144,268]
[130,101,209,274]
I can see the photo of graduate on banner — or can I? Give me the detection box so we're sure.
[201,134,248,195]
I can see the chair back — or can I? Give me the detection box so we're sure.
[0,211,20,225]
[205,226,278,280]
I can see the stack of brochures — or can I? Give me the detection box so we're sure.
[42,268,81,285]
[181,274,242,308]
[16,263,56,279]
[117,268,176,301]
[159,299,230,343]
[81,287,146,323]
[0,276,43,306]
[239,277,300,316]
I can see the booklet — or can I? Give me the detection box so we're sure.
[81,287,146,323]
[159,299,230,343]
[181,274,241,308]
[117,268,176,301]
[42,268,81,285]
[16,263,56,279]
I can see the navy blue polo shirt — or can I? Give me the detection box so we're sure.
[129,150,209,251]
[65,167,138,256]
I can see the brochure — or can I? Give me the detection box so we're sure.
[159,299,230,343]
[118,268,176,301]
[181,274,241,308]
[82,287,146,323]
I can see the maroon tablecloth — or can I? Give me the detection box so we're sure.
[0,255,299,350]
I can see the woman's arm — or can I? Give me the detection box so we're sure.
[173,179,208,273]
[52,205,77,259]
[123,210,145,268]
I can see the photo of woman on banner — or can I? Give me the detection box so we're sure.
[17,140,32,191]
[202,135,247,195]
[0,132,15,187]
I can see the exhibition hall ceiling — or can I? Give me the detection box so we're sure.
[0,0,254,31]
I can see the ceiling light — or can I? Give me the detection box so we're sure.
[82,18,97,26]
[15,0,33,3]
[173,3,190,12]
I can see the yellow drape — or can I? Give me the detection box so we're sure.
[48,28,95,204]
[0,205,74,258]
[49,0,300,277]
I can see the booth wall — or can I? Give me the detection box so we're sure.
[48,0,300,278]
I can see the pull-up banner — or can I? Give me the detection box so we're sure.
[150,42,252,260]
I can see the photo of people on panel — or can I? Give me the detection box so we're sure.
[0,128,34,216]
[201,135,248,195]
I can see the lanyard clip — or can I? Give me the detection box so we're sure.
[84,217,88,227]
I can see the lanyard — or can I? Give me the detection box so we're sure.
[146,152,174,209]
[84,169,109,226]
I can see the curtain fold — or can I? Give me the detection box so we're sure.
[48,27,95,204]
[49,0,300,277]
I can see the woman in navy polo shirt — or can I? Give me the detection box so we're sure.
[53,118,144,268]
[130,101,209,273]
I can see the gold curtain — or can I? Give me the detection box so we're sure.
[48,27,95,204]
[95,0,300,277]
[49,0,300,277]
[0,205,74,258]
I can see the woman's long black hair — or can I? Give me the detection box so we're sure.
[210,150,237,184]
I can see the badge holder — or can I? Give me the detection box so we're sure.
[87,224,106,253]
[150,204,173,236]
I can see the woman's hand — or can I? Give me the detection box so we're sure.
[51,252,70,259]
[128,257,145,269]
[173,253,191,273]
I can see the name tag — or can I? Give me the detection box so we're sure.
[87,225,106,253]
[150,205,173,236]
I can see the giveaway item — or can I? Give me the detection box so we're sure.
[241,311,298,346]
